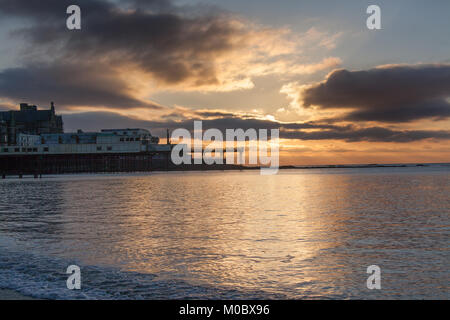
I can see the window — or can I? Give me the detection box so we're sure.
[97,146,102,151]
[135,138,140,141]
[130,138,134,141]
[43,147,49,152]
[120,138,124,142]
[2,148,8,152]
[15,148,19,152]
[107,146,112,151]
[27,148,32,152]
[22,148,26,152]
[32,148,38,152]
[126,138,130,141]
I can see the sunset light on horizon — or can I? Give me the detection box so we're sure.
[1,0,449,165]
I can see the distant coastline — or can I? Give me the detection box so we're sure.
[231,162,449,171]
[265,162,450,170]
[111,162,450,172]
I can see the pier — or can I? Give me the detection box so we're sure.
[0,147,246,177]
[0,152,164,176]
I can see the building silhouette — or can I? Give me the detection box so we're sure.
[0,102,63,145]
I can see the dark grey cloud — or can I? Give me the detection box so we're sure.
[0,0,246,110]
[0,0,240,85]
[159,109,238,121]
[0,63,161,109]
[302,64,450,122]
[0,0,110,18]
[193,110,238,118]
[281,126,450,143]
[0,0,247,110]
[344,99,450,123]
[125,0,176,12]
[62,111,450,142]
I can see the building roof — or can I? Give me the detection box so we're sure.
[0,109,54,122]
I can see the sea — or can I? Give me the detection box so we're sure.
[0,164,449,299]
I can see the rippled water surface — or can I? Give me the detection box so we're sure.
[0,166,449,299]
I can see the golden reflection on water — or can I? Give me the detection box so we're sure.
[3,168,448,298]
[58,172,363,296]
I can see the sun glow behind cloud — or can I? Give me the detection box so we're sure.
[0,0,449,165]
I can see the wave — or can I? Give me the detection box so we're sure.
[0,237,285,300]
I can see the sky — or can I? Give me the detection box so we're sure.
[0,0,449,165]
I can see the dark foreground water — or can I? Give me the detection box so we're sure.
[0,165,449,299]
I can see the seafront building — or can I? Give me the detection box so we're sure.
[0,103,167,155]
[2,128,164,155]
[0,102,239,176]
[0,102,63,145]
[0,103,171,175]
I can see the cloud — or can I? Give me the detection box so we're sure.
[61,111,450,143]
[0,0,236,85]
[344,99,450,123]
[0,0,341,95]
[289,57,341,75]
[299,64,450,122]
[280,126,450,143]
[0,62,162,110]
